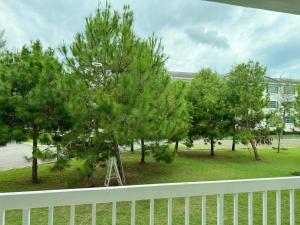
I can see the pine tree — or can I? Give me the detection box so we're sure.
[0,41,71,182]
[61,3,136,183]
[227,61,269,160]
[0,30,5,50]
[187,68,230,156]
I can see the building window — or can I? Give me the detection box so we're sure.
[283,86,295,94]
[267,101,278,108]
[266,85,278,94]
[284,116,294,124]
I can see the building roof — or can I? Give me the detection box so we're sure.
[168,71,195,80]
[205,0,300,15]
[169,71,300,84]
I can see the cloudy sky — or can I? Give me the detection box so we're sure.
[1,0,300,78]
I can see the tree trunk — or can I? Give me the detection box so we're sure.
[140,139,145,164]
[250,139,261,160]
[130,140,134,152]
[277,133,281,153]
[112,137,126,184]
[232,137,236,151]
[210,138,215,156]
[32,132,38,183]
[175,141,179,152]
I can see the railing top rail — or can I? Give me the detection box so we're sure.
[1,176,300,210]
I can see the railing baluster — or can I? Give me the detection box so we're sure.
[202,196,206,225]
[185,197,190,225]
[131,200,136,225]
[0,210,5,225]
[217,194,224,225]
[112,202,116,225]
[290,189,295,225]
[248,192,253,225]
[168,198,172,225]
[263,191,267,225]
[22,209,30,225]
[70,205,75,225]
[48,206,53,225]
[276,191,281,225]
[92,203,97,225]
[233,193,238,225]
[150,199,154,225]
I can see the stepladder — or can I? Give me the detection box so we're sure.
[104,158,123,187]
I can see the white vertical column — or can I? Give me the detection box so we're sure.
[202,196,206,225]
[263,191,268,225]
[70,205,75,225]
[22,209,31,225]
[168,198,172,225]
[248,193,253,225]
[276,191,281,225]
[185,197,190,225]
[150,199,154,225]
[131,200,136,225]
[48,206,54,225]
[290,189,295,225]
[233,193,238,225]
[0,210,5,225]
[112,202,116,225]
[217,194,224,225]
[92,203,97,225]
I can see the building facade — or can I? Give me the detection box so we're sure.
[169,71,299,132]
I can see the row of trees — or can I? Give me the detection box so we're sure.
[0,3,298,184]
[187,62,269,160]
[0,4,189,183]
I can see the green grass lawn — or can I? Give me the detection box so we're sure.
[1,147,300,225]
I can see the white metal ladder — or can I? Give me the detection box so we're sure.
[104,158,123,187]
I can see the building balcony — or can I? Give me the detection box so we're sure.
[1,176,299,225]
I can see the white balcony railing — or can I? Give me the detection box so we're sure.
[0,176,300,225]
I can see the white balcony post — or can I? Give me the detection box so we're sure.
[0,210,5,225]
[217,194,224,225]
[150,199,154,225]
[202,196,206,225]
[168,198,172,225]
[131,200,135,225]
[22,209,30,225]
[290,189,295,225]
[70,205,75,225]
[92,203,97,225]
[248,192,253,225]
[233,193,238,225]
[185,197,190,225]
[276,191,281,225]
[263,191,267,225]
[112,202,116,225]
[48,206,53,225]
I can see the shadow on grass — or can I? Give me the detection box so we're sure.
[177,149,256,162]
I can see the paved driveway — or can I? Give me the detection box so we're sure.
[0,138,299,171]
[0,143,32,171]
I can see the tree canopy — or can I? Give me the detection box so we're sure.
[0,40,72,182]
[187,68,230,156]
[227,61,269,160]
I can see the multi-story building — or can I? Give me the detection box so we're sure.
[263,76,299,132]
[170,71,299,132]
